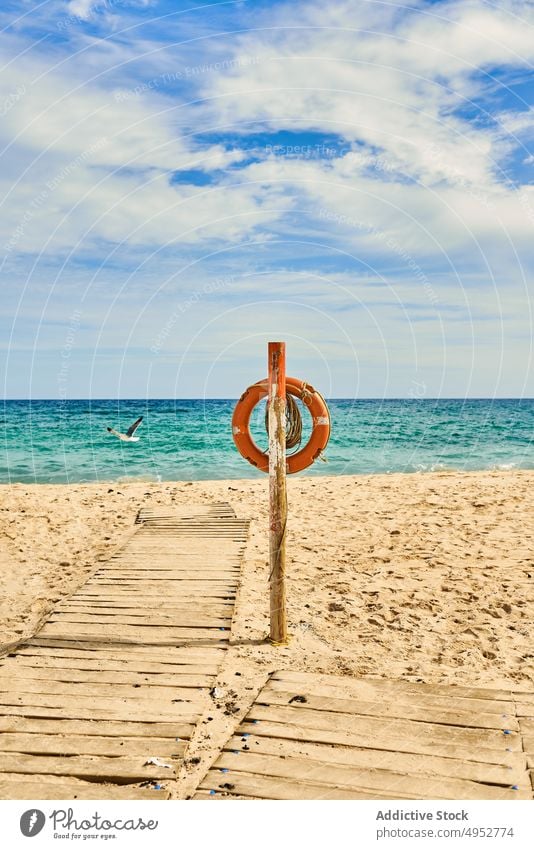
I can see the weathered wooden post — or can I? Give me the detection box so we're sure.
[268,341,288,644]
[232,344,331,644]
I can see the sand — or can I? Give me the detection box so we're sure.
[1,470,533,797]
[1,470,532,688]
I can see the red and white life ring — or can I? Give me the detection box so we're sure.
[232,377,330,474]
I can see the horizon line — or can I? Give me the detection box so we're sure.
[2,397,534,402]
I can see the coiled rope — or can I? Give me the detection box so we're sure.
[264,393,303,451]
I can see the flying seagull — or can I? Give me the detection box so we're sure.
[107,416,143,442]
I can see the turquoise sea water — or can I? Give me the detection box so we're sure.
[1,399,534,484]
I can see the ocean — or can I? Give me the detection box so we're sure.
[1,398,533,484]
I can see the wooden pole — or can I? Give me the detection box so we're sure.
[268,341,288,644]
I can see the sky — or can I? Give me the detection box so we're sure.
[0,0,533,398]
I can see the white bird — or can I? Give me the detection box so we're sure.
[107,416,143,442]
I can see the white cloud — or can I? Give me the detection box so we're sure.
[200,0,533,189]
[3,0,534,262]
[0,49,288,256]
[66,0,96,20]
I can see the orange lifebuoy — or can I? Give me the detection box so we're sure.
[232,377,330,474]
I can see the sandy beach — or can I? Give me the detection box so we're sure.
[1,470,532,692]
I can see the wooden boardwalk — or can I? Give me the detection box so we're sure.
[0,504,248,800]
[197,670,534,800]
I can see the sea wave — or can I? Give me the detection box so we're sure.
[115,474,163,483]
[412,462,450,473]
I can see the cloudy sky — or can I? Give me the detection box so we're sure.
[1,0,533,398]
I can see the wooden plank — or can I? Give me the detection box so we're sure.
[72,594,236,603]
[265,677,515,716]
[112,550,242,556]
[27,629,228,648]
[134,522,248,536]
[76,587,235,607]
[0,752,179,781]
[56,602,234,612]
[4,656,219,676]
[137,502,234,509]
[0,776,170,800]
[53,609,233,622]
[0,682,203,716]
[135,516,246,537]
[137,513,242,518]
[138,528,241,532]
[246,705,520,750]
[259,688,518,731]
[132,522,247,542]
[102,548,239,554]
[0,699,201,723]
[0,716,193,738]
[16,644,225,663]
[136,516,247,528]
[0,664,211,688]
[74,562,237,570]
[135,528,245,533]
[110,548,241,552]
[127,540,243,546]
[213,751,527,800]
[47,613,231,628]
[0,678,208,702]
[111,557,242,562]
[137,510,235,515]
[513,692,534,702]
[136,522,246,527]
[82,583,238,594]
[137,503,235,515]
[92,560,241,569]
[138,516,242,521]
[241,719,521,760]
[132,532,246,538]
[0,733,186,758]
[37,623,230,641]
[95,568,239,576]
[0,686,205,710]
[199,770,405,800]
[273,670,516,703]
[137,529,243,533]
[137,516,243,521]
[97,560,241,567]
[136,530,244,536]
[85,579,238,587]
[114,547,242,553]
[131,522,247,544]
[135,521,245,526]
[133,533,244,539]
[33,634,229,648]
[137,518,236,523]
[113,547,241,553]
[81,568,240,576]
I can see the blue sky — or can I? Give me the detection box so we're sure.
[0,0,533,398]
